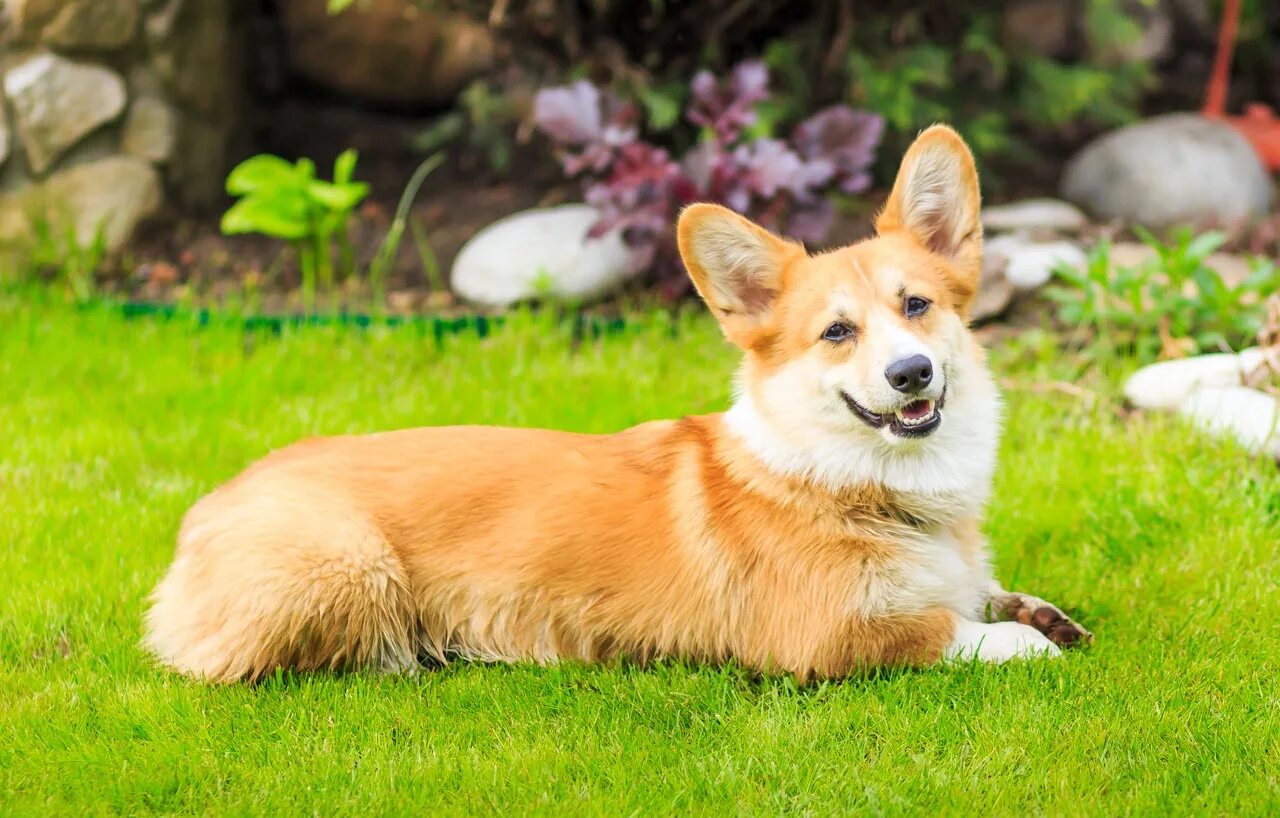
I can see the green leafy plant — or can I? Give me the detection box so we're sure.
[1045,230,1280,362]
[220,150,369,309]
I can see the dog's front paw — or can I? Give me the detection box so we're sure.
[945,620,1061,663]
[1002,594,1093,648]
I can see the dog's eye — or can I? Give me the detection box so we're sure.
[904,296,931,317]
[822,322,856,342]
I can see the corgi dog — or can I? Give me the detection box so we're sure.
[145,125,1090,683]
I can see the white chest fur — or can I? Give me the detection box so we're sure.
[858,526,991,620]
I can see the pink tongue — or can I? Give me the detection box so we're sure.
[902,400,933,419]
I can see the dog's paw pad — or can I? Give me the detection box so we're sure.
[1011,598,1093,648]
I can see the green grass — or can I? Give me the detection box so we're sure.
[3,291,1280,816]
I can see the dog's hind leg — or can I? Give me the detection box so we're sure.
[144,492,418,682]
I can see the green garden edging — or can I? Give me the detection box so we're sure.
[101,298,633,342]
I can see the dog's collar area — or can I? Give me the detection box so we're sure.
[840,387,947,438]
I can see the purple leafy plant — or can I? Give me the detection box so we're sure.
[533,60,884,295]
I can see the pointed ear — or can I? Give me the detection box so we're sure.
[677,203,803,348]
[876,125,983,306]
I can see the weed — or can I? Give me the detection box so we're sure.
[1045,230,1280,362]
[0,214,106,303]
[368,153,446,309]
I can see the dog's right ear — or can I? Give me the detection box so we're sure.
[677,203,803,348]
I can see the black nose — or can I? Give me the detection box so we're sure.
[885,354,933,393]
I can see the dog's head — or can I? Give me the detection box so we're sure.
[677,125,1000,498]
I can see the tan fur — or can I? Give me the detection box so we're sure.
[145,126,1074,682]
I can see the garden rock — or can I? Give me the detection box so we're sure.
[278,0,495,106]
[981,198,1087,234]
[5,0,62,43]
[0,108,10,170]
[1123,351,1263,411]
[3,53,127,175]
[25,156,162,252]
[1179,386,1280,459]
[972,250,1016,322]
[984,234,1085,291]
[43,0,140,51]
[451,205,633,308]
[122,97,176,163]
[1061,113,1272,229]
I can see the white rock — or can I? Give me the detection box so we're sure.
[1003,240,1086,290]
[1179,386,1280,458]
[1124,353,1256,411]
[450,204,634,307]
[981,198,1088,233]
[1062,113,1272,229]
[1238,347,1270,376]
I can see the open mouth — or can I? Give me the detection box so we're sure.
[840,388,946,438]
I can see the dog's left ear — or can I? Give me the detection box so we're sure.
[876,125,983,307]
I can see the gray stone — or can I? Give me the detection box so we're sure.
[1123,352,1261,411]
[1062,113,1272,229]
[122,97,175,163]
[43,0,139,50]
[277,0,496,106]
[126,63,165,98]
[983,234,1086,291]
[5,156,163,251]
[1179,386,1280,459]
[3,53,127,175]
[1005,240,1086,290]
[0,106,10,170]
[451,205,634,307]
[972,250,1016,322]
[163,115,233,209]
[5,0,64,44]
[981,198,1088,234]
[145,0,241,118]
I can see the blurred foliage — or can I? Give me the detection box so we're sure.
[415,0,1159,189]
[1217,0,1277,100]
[411,81,521,176]
[1046,230,1280,363]
[761,1,1153,187]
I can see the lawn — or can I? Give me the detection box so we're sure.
[3,290,1280,816]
